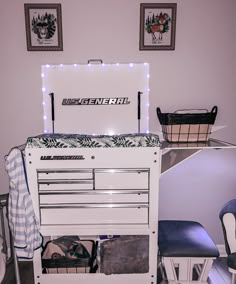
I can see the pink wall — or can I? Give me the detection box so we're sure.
[1,0,236,244]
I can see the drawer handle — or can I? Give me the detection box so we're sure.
[40,203,149,209]
[38,180,93,184]
[39,190,148,195]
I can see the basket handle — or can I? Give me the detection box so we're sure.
[156,107,162,115]
[211,106,218,114]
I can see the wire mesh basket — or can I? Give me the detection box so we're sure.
[42,257,93,274]
[156,106,218,143]
[42,238,98,274]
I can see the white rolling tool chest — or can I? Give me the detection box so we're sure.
[24,62,161,283]
[25,134,160,284]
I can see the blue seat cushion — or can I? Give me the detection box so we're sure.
[227,253,236,270]
[158,220,219,258]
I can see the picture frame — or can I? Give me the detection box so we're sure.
[24,3,63,51]
[139,3,177,51]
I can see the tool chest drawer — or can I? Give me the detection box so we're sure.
[38,169,93,179]
[39,191,148,204]
[94,169,149,189]
[40,206,148,225]
[38,182,93,191]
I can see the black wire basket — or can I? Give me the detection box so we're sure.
[42,257,93,274]
[156,106,218,143]
[42,238,98,274]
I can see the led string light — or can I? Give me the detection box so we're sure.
[41,66,50,133]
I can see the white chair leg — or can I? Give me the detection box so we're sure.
[162,257,214,284]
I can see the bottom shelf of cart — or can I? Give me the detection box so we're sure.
[37,273,156,284]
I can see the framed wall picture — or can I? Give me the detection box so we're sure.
[139,3,177,50]
[24,3,63,51]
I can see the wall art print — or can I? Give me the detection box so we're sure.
[139,3,177,50]
[24,3,63,51]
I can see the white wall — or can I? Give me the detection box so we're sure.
[1,0,236,244]
[160,149,236,245]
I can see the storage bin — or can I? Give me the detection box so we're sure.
[42,237,97,274]
[156,106,218,143]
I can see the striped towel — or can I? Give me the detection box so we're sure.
[5,148,42,258]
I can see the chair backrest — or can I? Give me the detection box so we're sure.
[219,199,236,255]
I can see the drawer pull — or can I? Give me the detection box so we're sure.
[40,203,149,209]
[39,190,148,195]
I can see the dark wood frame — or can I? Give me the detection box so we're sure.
[24,3,63,51]
[139,3,177,50]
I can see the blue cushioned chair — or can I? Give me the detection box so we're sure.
[158,220,219,284]
[219,199,236,284]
